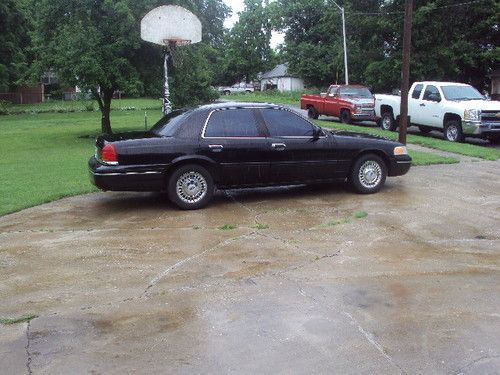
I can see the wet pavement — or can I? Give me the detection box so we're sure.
[1,161,499,374]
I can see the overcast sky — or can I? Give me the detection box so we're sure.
[222,0,285,49]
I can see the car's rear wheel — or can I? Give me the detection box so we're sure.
[340,109,352,124]
[349,154,387,194]
[444,119,464,142]
[380,111,397,131]
[307,106,319,119]
[168,164,214,210]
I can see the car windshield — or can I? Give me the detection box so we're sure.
[150,108,193,136]
[441,85,484,101]
[339,87,373,98]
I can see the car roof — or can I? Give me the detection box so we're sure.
[416,81,470,86]
[196,101,288,111]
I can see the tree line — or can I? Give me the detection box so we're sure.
[1,0,498,133]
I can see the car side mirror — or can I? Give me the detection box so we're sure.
[312,126,324,140]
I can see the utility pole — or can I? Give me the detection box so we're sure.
[331,1,349,85]
[399,0,413,145]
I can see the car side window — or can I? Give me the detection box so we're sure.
[422,85,441,101]
[260,108,315,137]
[204,109,261,137]
[412,84,423,99]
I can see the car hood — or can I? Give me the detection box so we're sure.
[342,97,375,106]
[330,130,390,141]
[446,99,500,112]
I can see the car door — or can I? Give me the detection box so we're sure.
[408,83,424,121]
[199,108,271,187]
[414,84,443,127]
[259,108,340,184]
[324,86,339,116]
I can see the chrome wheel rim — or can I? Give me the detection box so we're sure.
[176,171,207,204]
[446,125,458,141]
[359,160,382,189]
[381,116,392,130]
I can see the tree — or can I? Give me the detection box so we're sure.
[222,0,275,84]
[28,0,230,134]
[0,0,31,92]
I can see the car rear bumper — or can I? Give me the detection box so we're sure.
[388,156,412,177]
[88,157,165,191]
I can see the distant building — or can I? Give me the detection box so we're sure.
[260,64,304,92]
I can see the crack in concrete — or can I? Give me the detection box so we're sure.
[141,231,257,297]
[289,278,407,375]
[25,320,33,375]
[452,354,500,375]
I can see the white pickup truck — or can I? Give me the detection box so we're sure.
[374,81,500,143]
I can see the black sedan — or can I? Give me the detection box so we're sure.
[89,102,411,209]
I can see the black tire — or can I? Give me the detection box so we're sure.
[245,90,252,93]
[419,126,432,134]
[444,119,464,142]
[340,109,352,124]
[223,90,231,95]
[349,154,387,194]
[307,106,319,119]
[167,164,214,210]
[380,111,397,131]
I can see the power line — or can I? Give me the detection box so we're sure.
[347,0,490,16]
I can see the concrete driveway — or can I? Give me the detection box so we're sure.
[1,161,499,374]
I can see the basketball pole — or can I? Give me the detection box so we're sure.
[163,49,172,114]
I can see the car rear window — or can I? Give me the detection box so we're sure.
[150,109,193,136]
[204,109,261,137]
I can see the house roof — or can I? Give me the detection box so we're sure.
[261,64,295,79]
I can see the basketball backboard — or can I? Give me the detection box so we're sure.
[140,5,202,46]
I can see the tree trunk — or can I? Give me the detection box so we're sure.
[92,87,113,134]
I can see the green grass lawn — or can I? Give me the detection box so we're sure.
[225,90,307,106]
[0,110,162,216]
[1,97,162,115]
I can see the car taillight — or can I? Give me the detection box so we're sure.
[100,144,118,165]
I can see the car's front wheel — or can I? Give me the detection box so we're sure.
[168,164,214,210]
[380,111,397,131]
[340,109,352,124]
[444,120,464,142]
[349,154,387,194]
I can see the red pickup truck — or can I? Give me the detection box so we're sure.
[300,84,378,123]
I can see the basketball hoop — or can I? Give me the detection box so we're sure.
[140,5,202,114]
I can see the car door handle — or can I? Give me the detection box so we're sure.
[271,143,287,150]
[420,103,426,107]
[208,144,223,152]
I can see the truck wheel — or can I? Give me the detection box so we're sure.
[380,111,397,131]
[168,164,214,210]
[223,90,231,95]
[419,126,432,134]
[307,107,319,119]
[349,154,387,194]
[444,120,464,142]
[340,110,352,124]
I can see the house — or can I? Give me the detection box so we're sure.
[260,64,304,92]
